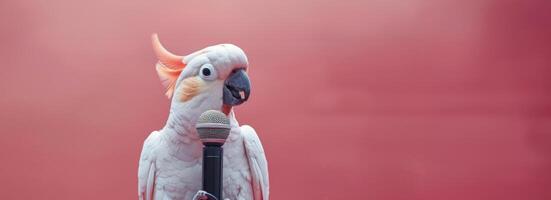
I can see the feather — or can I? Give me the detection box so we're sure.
[155,62,183,98]
[151,34,186,98]
[179,77,203,102]
[242,125,270,200]
[138,131,160,200]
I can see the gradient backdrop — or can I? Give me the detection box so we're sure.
[1,0,551,199]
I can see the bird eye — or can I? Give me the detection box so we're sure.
[199,64,217,81]
[202,68,211,76]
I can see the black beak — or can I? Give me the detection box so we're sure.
[223,69,251,106]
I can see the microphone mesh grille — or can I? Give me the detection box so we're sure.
[196,110,231,144]
[197,110,230,125]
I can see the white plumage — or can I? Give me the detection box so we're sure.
[138,35,269,200]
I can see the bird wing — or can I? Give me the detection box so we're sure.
[138,131,160,200]
[241,125,270,200]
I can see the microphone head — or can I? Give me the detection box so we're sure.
[195,110,231,145]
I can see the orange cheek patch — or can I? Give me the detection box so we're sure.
[179,77,203,102]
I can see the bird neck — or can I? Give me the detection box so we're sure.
[163,109,200,144]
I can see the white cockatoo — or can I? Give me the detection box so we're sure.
[138,34,269,200]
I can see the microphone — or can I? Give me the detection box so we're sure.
[196,110,231,200]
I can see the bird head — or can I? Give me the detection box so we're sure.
[152,34,250,117]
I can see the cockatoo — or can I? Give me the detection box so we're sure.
[138,34,269,200]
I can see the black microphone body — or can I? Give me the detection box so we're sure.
[202,144,223,200]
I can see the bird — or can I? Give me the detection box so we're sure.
[138,34,269,200]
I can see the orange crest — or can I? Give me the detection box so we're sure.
[151,33,186,98]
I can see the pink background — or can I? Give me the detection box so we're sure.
[1,0,551,199]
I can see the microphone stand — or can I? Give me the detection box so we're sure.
[202,144,224,200]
